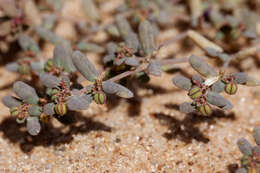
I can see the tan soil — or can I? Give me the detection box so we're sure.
[0,0,259,173]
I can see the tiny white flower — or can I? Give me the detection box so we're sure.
[204,76,220,86]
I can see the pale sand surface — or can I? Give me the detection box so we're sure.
[0,0,259,172]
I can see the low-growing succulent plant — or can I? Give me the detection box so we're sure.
[172,55,259,116]
[236,127,260,173]
[1,6,260,173]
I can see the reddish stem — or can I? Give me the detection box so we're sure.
[107,57,188,82]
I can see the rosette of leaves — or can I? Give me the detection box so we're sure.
[236,127,260,173]
[2,81,41,136]
[72,50,134,105]
[40,73,91,116]
[172,55,260,116]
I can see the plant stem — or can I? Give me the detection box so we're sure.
[222,44,260,70]
[107,64,148,82]
[107,57,188,82]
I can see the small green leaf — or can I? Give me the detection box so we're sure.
[189,55,218,78]
[28,105,42,116]
[72,51,99,82]
[172,75,192,91]
[13,81,39,104]
[206,91,233,110]
[40,73,61,88]
[2,95,21,108]
[115,14,133,39]
[138,20,156,57]
[237,138,253,156]
[102,81,134,98]
[179,102,196,113]
[43,103,55,116]
[66,94,92,110]
[26,117,41,136]
[253,127,260,146]
[53,41,76,73]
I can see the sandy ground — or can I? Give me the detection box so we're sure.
[0,0,260,173]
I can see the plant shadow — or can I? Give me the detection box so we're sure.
[0,41,20,65]
[226,163,239,173]
[0,112,111,153]
[151,109,236,144]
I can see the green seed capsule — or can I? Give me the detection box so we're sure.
[44,59,54,72]
[10,106,19,116]
[199,104,212,116]
[55,103,67,116]
[16,117,25,124]
[94,92,106,105]
[51,95,58,103]
[225,82,238,95]
[51,89,59,95]
[188,86,202,99]
[241,155,250,167]
[18,64,30,75]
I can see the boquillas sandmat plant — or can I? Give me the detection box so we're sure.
[3,19,260,136]
[172,55,260,116]
[1,0,260,141]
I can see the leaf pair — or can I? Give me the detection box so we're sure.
[72,50,134,99]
